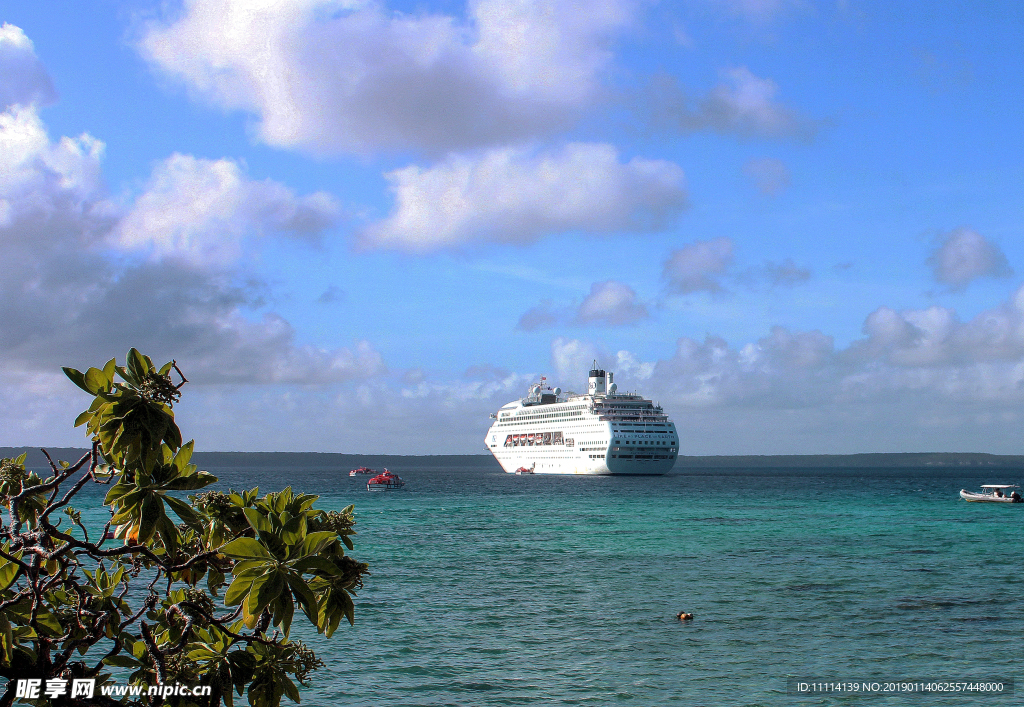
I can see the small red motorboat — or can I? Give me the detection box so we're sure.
[349,466,375,477]
[514,467,534,475]
[367,469,405,491]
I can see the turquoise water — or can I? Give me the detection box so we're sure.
[198,462,1023,706]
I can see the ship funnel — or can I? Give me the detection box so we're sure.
[588,366,607,395]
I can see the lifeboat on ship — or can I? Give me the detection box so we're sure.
[349,466,375,477]
[367,469,405,491]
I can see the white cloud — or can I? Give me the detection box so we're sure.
[700,67,813,139]
[0,24,58,110]
[0,69,377,391]
[551,337,603,388]
[517,300,565,331]
[852,287,1024,368]
[0,106,109,240]
[635,284,1024,428]
[762,258,810,286]
[364,143,687,251]
[645,68,815,140]
[575,280,648,325]
[663,237,734,293]
[737,257,811,288]
[139,0,639,155]
[114,154,340,266]
[743,156,790,195]
[614,349,655,381]
[927,227,1012,290]
[518,280,648,330]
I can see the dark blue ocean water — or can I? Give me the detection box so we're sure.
[195,461,1024,706]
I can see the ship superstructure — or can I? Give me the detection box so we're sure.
[484,365,677,475]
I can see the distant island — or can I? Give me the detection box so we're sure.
[4,448,1024,469]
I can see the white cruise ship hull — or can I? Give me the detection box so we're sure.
[484,367,677,476]
[487,449,674,475]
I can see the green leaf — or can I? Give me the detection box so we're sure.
[33,605,64,637]
[137,494,163,544]
[272,594,294,636]
[222,538,273,560]
[290,557,341,577]
[285,574,318,625]
[224,576,256,607]
[102,357,117,383]
[103,483,136,505]
[208,568,226,597]
[340,589,355,627]
[104,655,141,668]
[232,560,271,578]
[280,514,307,546]
[62,367,90,394]
[84,367,110,394]
[254,570,285,611]
[163,494,201,528]
[174,440,194,469]
[127,348,149,381]
[0,548,23,592]
[243,508,272,534]
[299,532,338,558]
[0,613,11,666]
[243,573,273,623]
[281,675,301,704]
[164,470,218,491]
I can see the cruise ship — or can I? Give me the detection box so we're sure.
[484,365,678,475]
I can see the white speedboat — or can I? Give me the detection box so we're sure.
[959,485,1022,503]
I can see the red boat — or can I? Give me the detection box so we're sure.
[514,467,534,475]
[367,469,405,491]
[349,466,375,477]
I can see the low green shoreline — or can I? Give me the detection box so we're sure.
[4,448,1024,469]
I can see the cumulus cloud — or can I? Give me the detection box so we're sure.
[130,283,1024,454]
[627,283,1024,432]
[927,227,1012,290]
[0,107,110,241]
[663,237,734,293]
[743,157,790,195]
[0,67,378,389]
[138,0,638,155]
[114,154,340,266]
[850,288,1024,369]
[575,280,648,325]
[517,281,648,330]
[646,69,815,140]
[517,300,565,331]
[741,256,811,286]
[698,67,814,139]
[0,24,58,110]
[551,337,603,387]
[614,349,655,381]
[364,143,687,251]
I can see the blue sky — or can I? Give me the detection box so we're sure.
[2,0,1024,455]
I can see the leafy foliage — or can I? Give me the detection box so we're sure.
[0,350,369,706]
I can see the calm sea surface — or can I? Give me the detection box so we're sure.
[187,459,1024,706]
[51,457,1021,706]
